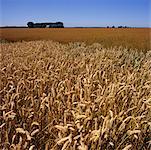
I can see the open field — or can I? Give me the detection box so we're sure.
[1,40,151,149]
[0,28,151,51]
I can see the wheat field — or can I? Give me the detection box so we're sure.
[1,28,151,51]
[0,40,151,150]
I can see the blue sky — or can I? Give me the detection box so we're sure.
[0,0,150,27]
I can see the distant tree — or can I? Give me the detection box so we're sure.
[27,22,34,28]
[118,26,123,28]
[107,26,109,28]
[112,26,115,28]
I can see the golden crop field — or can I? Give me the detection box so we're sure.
[1,40,151,149]
[0,28,151,51]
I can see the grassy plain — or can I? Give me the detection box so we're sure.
[1,40,151,149]
[0,28,151,51]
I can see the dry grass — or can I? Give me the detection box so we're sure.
[0,28,151,51]
[0,40,151,149]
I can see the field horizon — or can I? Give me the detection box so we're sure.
[1,28,151,51]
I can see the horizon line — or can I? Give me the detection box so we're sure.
[0,25,151,28]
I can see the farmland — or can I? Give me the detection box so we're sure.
[1,38,151,149]
[0,28,151,51]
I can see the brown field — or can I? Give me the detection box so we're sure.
[1,40,151,149]
[0,28,151,51]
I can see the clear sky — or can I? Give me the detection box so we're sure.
[0,0,151,27]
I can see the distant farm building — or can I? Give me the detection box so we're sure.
[27,22,64,28]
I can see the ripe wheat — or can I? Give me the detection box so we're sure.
[0,40,151,149]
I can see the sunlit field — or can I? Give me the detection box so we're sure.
[0,28,150,51]
[1,40,151,149]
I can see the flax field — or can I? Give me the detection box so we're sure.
[0,40,151,150]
